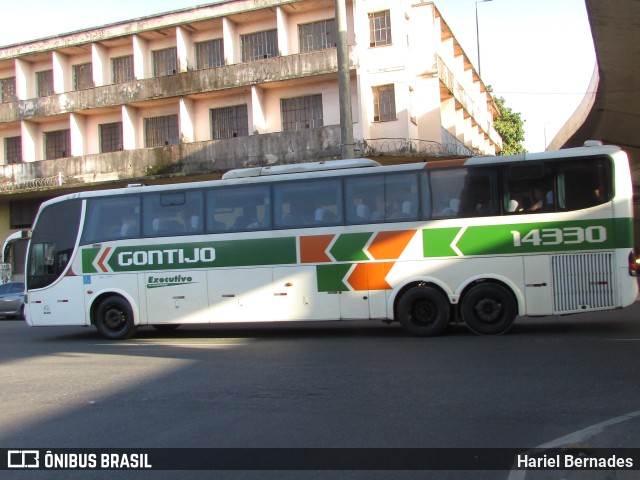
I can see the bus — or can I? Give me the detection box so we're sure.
[24,144,639,339]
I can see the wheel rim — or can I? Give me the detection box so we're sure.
[474,298,502,323]
[103,306,126,331]
[410,299,437,326]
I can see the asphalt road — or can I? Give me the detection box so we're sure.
[1,303,640,480]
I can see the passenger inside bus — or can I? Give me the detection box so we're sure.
[439,198,460,217]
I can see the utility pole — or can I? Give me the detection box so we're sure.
[475,0,493,77]
[335,0,354,159]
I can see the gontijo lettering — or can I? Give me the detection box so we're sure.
[81,238,297,274]
[118,247,215,266]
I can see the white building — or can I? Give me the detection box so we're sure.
[0,0,501,272]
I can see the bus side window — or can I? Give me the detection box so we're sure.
[206,185,271,233]
[143,191,203,237]
[429,169,465,218]
[274,179,342,229]
[385,173,419,221]
[428,167,497,218]
[345,176,384,224]
[505,162,555,215]
[558,158,612,210]
[458,169,497,217]
[81,196,140,244]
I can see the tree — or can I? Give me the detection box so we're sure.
[489,88,527,155]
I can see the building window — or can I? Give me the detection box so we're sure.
[153,47,178,77]
[281,94,323,131]
[196,39,224,69]
[369,10,392,47]
[5,136,22,164]
[100,122,123,153]
[112,55,134,83]
[73,63,93,90]
[211,105,248,139]
[373,84,396,122]
[0,77,16,103]
[241,30,278,62]
[144,115,179,147]
[45,130,71,159]
[298,19,336,52]
[9,199,42,228]
[10,199,40,229]
[37,70,54,97]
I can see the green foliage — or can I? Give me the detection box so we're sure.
[489,87,527,155]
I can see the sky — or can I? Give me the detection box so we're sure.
[0,0,596,153]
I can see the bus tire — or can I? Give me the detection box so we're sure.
[95,296,137,340]
[461,283,516,335]
[396,286,450,337]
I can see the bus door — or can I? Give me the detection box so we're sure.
[26,200,87,326]
[144,270,209,324]
[523,255,552,316]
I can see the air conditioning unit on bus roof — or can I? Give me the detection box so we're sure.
[222,158,381,180]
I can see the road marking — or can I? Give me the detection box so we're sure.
[507,410,640,480]
[94,341,247,349]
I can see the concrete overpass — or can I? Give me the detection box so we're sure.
[549,0,640,187]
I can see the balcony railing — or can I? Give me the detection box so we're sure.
[0,47,356,123]
[0,125,344,193]
[436,55,501,148]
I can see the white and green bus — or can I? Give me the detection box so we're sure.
[24,144,639,339]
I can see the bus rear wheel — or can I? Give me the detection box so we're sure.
[95,296,137,340]
[396,286,450,337]
[461,283,516,335]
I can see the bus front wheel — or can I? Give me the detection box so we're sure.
[461,283,516,335]
[95,296,137,340]
[396,286,450,337]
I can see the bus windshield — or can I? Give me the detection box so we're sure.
[27,200,82,290]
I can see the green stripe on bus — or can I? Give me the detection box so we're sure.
[329,232,372,262]
[423,218,634,257]
[82,237,297,273]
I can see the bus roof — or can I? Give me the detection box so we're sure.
[221,158,382,179]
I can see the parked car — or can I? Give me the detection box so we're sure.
[0,281,24,319]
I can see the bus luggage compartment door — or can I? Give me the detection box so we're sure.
[523,255,552,316]
[208,267,275,322]
[144,270,209,324]
[273,266,340,321]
